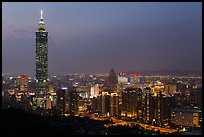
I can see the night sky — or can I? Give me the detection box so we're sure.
[2,2,202,75]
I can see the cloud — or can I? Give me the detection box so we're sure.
[3,26,34,40]
[12,28,27,33]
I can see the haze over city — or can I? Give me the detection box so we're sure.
[2,2,202,75]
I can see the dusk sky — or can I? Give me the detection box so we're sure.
[2,2,202,75]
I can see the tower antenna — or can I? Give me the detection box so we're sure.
[41,10,43,20]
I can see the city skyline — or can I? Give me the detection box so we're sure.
[2,2,202,75]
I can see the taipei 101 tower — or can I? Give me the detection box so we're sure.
[35,10,48,97]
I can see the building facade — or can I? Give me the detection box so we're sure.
[35,10,49,97]
[171,108,200,127]
[101,92,110,116]
[118,72,128,84]
[90,84,100,98]
[14,75,29,92]
[121,87,142,117]
[56,87,79,116]
[56,88,67,115]
[129,73,141,87]
[110,93,119,116]
[164,84,177,95]
[107,68,118,91]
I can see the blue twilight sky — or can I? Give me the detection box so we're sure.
[2,2,202,75]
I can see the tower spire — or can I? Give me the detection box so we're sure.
[39,10,44,29]
[41,10,43,20]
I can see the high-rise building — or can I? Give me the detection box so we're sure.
[56,87,79,116]
[121,87,142,117]
[117,73,128,116]
[152,81,165,95]
[90,86,95,97]
[129,73,141,87]
[142,87,155,123]
[50,91,57,107]
[91,95,102,113]
[67,87,79,116]
[101,91,110,116]
[14,75,29,92]
[107,68,118,91]
[164,84,177,95]
[176,82,187,95]
[94,84,100,96]
[143,88,175,126]
[142,87,152,122]
[110,93,119,116]
[90,84,100,98]
[118,72,128,84]
[35,10,49,97]
[56,88,67,115]
[191,88,202,110]
[159,95,175,125]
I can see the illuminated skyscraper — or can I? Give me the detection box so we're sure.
[90,84,100,98]
[91,95,102,113]
[67,87,79,116]
[121,87,142,117]
[142,87,155,123]
[102,92,110,116]
[107,68,118,91]
[110,92,119,116]
[57,87,79,116]
[143,88,175,126]
[57,88,67,115]
[35,10,48,97]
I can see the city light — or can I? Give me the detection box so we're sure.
[2,3,202,136]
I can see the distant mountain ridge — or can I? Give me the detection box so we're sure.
[126,69,202,76]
